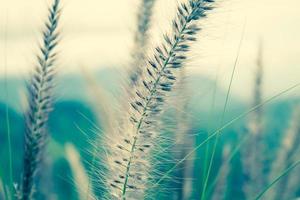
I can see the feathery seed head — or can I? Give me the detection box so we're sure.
[22,0,61,199]
[102,0,215,199]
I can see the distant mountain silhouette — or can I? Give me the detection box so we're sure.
[0,67,299,131]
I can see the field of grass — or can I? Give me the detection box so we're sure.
[0,0,300,199]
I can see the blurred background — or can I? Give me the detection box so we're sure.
[0,0,300,199]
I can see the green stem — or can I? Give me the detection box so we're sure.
[200,20,246,200]
[254,160,300,200]
[201,69,219,190]
[6,106,13,199]
[3,11,14,200]
[206,133,250,196]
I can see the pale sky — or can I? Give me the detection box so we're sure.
[0,0,300,101]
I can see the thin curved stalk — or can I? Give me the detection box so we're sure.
[201,20,246,200]
[3,11,14,199]
[254,159,300,200]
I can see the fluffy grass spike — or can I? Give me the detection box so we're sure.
[103,1,215,199]
[130,0,156,85]
[65,143,96,200]
[267,106,300,200]
[22,0,61,199]
[211,144,231,200]
[242,41,266,198]
[173,69,194,200]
